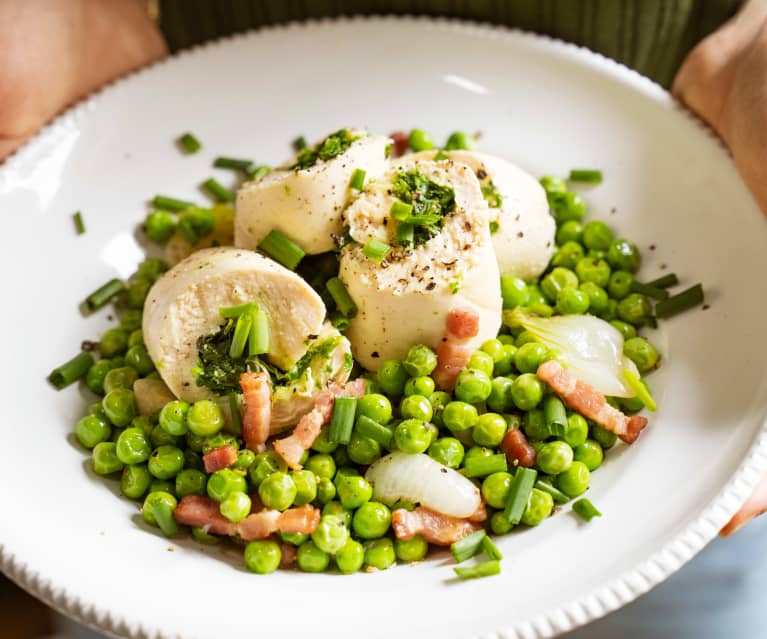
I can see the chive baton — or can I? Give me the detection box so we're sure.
[178,132,201,154]
[450,529,486,563]
[84,278,126,312]
[535,479,570,504]
[73,211,85,235]
[248,309,270,356]
[630,280,670,300]
[390,201,413,221]
[328,396,357,444]
[213,156,253,171]
[152,195,195,212]
[644,273,679,289]
[362,238,391,263]
[354,415,394,448]
[48,351,95,389]
[464,453,508,478]
[543,396,567,438]
[395,222,414,246]
[480,535,503,561]
[503,467,537,524]
[151,499,179,537]
[326,277,357,318]
[349,168,366,191]
[258,230,306,270]
[453,559,501,580]
[229,393,242,435]
[219,303,255,319]
[623,369,657,411]
[229,312,253,358]
[654,283,704,319]
[248,166,273,181]
[572,498,602,522]
[568,169,603,184]
[201,178,234,203]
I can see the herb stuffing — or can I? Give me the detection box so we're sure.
[481,180,503,209]
[390,169,456,247]
[292,129,359,170]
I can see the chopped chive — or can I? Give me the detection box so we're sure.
[151,500,179,537]
[489,221,499,235]
[464,453,508,478]
[330,312,350,332]
[623,369,657,411]
[228,393,242,436]
[573,498,602,522]
[152,195,195,212]
[229,312,253,358]
[201,178,234,203]
[535,479,570,504]
[654,283,704,319]
[292,135,307,151]
[644,273,679,289]
[258,230,306,270]
[349,168,366,191]
[247,165,273,181]
[355,415,394,448]
[395,222,414,246]
[48,351,95,389]
[326,277,357,318]
[178,132,201,154]
[248,309,269,356]
[543,396,567,438]
[73,211,85,235]
[568,169,603,184]
[390,200,413,221]
[630,280,670,300]
[450,530,486,563]
[213,156,253,171]
[84,278,126,312]
[328,396,357,444]
[480,536,503,561]
[503,467,537,524]
[453,559,501,580]
[219,303,255,319]
[434,150,449,161]
[362,238,391,262]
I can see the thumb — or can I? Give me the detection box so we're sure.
[720,472,767,537]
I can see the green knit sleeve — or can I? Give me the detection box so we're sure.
[158,0,740,87]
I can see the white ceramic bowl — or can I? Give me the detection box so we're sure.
[1,17,766,639]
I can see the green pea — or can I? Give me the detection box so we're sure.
[185,431,204,452]
[335,539,365,574]
[454,368,492,403]
[297,540,330,572]
[581,220,614,251]
[557,287,590,315]
[564,413,589,448]
[480,338,504,362]
[286,470,315,506]
[487,376,514,413]
[607,239,641,273]
[352,501,392,539]
[305,454,336,480]
[514,343,549,375]
[600,298,618,321]
[537,441,574,475]
[280,531,308,546]
[590,425,618,451]
[574,440,604,471]
[103,366,139,394]
[428,391,452,428]
[378,360,409,396]
[610,320,637,340]
[85,360,115,395]
[347,432,382,465]
[578,282,608,315]
[333,446,351,468]
[102,388,137,427]
[126,330,143,350]
[511,374,544,411]
[541,267,579,303]
[624,337,659,373]
[136,257,168,281]
[552,191,586,223]
[440,401,476,433]
[234,449,256,470]
[494,345,517,376]
[556,461,590,497]
[402,344,438,377]
[588,249,608,260]
[357,393,393,425]
[463,446,493,469]
[555,220,583,245]
[116,427,151,465]
[123,345,153,377]
[523,286,547,308]
[617,293,652,325]
[364,538,396,570]
[481,471,513,509]
[75,415,111,449]
[400,395,433,421]
[473,413,507,447]
[500,276,528,309]
[620,394,645,413]
[120,309,143,332]
[207,468,247,502]
[322,501,353,527]
[125,276,152,310]
[146,208,181,243]
[316,477,336,504]
[258,471,297,511]
[490,511,514,535]
[428,437,465,468]
[148,445,184,480]
[395,535,428,562]
[444,131,476,151]
[175,468,207,497]
[521,488,554,526]
[467,351,495,377]
[311,426,339,453]
[551,241,585,270]
[408,128,435,152]
[149,479,175,496]
[120,463,152,499]
[100,328,129,358]
[132,415,154,436]
[186,400,224,437]
[575,257,611,288]
[92,442,124,475]
[394,419,434,454]
[220,491,252,522]
[523,408,548,441]
[335,474,372,510]
[540,176,567,196]
[184,449,203,471]
[404,376,435,398]
[150,424,180,448]
[243,538,282,574]
[607,270,634,300]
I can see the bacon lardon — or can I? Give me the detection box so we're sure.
[433,308,481,392]
[239,371,272,453]
[392,506,481,546]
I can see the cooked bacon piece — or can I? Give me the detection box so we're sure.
[202,444,238,473]
[237,505,321,541]
[277,504,321,534]
[274,378,367,469]
[434,307,481,391]
[173,495,237,536]
[500,428,537,468]
[279,542,297,569]
[721,473,767,537]
[537,360,648,444]
[236,510,282,541]
[388,131,409,158]
[240,371,272,452]
[392,506,481,546]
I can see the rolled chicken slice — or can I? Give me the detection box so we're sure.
[339,159,502,371]
[404,150,555,281]
[142,246,325,402]
[235,129,390,255]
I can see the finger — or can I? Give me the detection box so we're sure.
[720,472,767,537]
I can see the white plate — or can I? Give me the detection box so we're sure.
[1,17,766,639]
